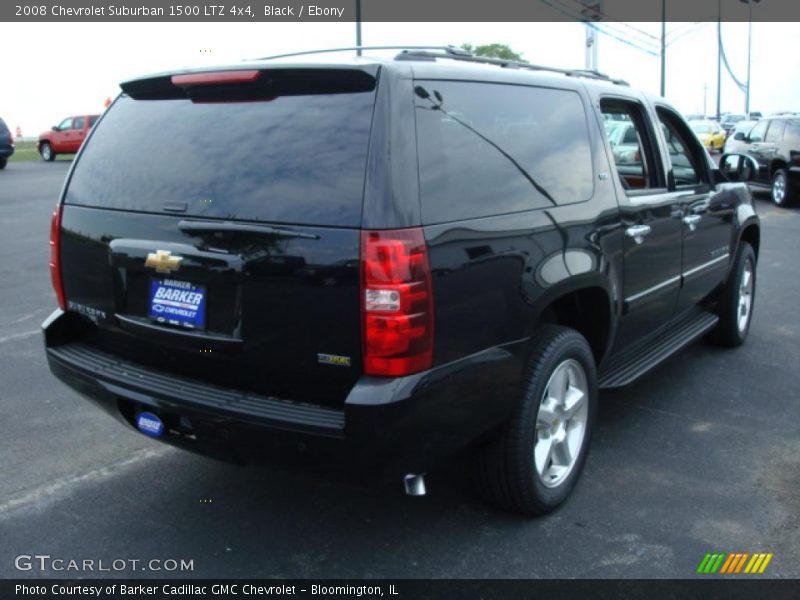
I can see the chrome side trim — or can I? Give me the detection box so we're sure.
[682,253,730,279]
[625,275,681,304]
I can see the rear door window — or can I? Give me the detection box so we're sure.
[65,80,377,227]
[600,99,664,192]
[784,121,800,149]
[414,80,594,224]
[765,120,786,143]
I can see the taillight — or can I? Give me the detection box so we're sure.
[171,70,261,87]
[7,133,13,146]
[361,228,434,377]
[49,205,66,310]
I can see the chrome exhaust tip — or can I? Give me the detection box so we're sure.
[403,473,426,496]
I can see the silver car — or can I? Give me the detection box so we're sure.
[723,120,758,154]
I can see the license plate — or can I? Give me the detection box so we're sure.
[149,279,206,330]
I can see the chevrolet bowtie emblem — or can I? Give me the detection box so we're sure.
[145,250,183,274]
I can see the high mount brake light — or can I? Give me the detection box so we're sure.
[361,228,434,377]
[50,205,66,310]
[171,70,261,87]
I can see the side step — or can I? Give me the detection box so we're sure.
[599,308,719,389]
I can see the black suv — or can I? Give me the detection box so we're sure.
[731,115,800,206]
[44,47,760,515]
[0,117,14,169]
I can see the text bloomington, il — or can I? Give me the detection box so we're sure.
[16,584,399,596]
[41,4,346,17]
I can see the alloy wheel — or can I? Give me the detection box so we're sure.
[738,258,754,333]
[534,358,589,488]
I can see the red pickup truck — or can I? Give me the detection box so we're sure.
[38,115,99,161]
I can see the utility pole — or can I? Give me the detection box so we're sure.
[741,0,761,115]
[660,0,666,96]
[703,83,708,116]
[585,26,598,70]
[580,1,603,71]
[745,13,751,114]
[355,0,362,56]
[716,0,722,120]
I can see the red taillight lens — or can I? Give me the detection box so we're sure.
[361,228,434,377]
[171,70,261,87]
[49,205,66,310]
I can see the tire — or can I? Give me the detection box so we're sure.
[475,325,598,515]
[0,158,6,170]
[771,168,795,206]
[712,242,756,347]
[40,142,55,162]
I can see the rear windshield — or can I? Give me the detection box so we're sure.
[65,85,377,227]
[0,119,8,135]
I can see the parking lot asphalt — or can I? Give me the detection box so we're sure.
[1,160,798,579]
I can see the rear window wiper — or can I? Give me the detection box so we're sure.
[178,220,319,240]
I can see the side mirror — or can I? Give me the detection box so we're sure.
[733,132,746,141]
[719,153,759,183]
[51,125,59,132]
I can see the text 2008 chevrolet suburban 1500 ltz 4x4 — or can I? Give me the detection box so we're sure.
[44,47,761,515]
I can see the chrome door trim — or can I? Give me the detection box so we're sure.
[625,275,681,304]
[682,253,730,279]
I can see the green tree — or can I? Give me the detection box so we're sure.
[460,43,527,63]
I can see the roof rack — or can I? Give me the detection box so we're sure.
[395,49,629,86]
[254,45,471,61]
[253,45,629,86]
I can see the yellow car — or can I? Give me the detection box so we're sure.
[690,120,727,153]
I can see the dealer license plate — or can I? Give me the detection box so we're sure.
[148,279,207,330]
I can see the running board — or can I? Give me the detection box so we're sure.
[599,308,719,389]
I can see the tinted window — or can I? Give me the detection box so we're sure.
[0,118,8,136]
[784,121,800,149]
[601,100,660,191]
[65,91,376,226]
[88,116,98,127]
[415,81,593,223]
[657,108,706,187]
[765,120,786,143]
[748,120,768,142]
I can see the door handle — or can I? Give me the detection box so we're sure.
[683,214,702,231]
[625,224,651,245]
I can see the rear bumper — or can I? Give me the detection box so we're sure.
[44,310,525,477]
[0,146,13,159]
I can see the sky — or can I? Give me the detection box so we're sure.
[2,20,798,136]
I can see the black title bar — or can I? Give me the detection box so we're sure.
[5,579,800,600]
[3,0,799,22]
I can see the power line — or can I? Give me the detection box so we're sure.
[557,0,662,46]
[539,0,660,56]
[719,23,748,92]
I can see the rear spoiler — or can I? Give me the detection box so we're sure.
[120,67,378,100]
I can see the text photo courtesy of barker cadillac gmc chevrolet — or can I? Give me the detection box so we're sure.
[43,47,760,515]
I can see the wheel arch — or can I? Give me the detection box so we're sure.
[738,219,760,261]
[532,278,616,368]
[770,158,788,178]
